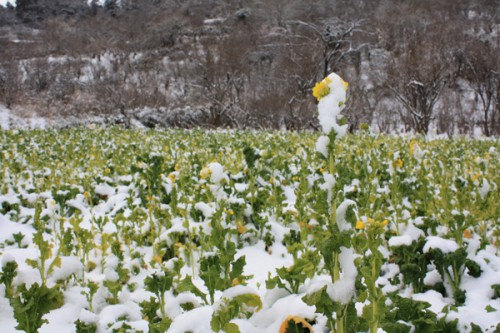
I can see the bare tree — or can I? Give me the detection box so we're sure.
[191,33,249,128]
[458,40,499,136]
[0,60,21,108]
[386,30,450,134]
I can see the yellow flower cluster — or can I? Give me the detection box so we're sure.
[312,77,331,101]
[394,158,403,169]
[312,75,349,102]
[279,316,313,333]
[167,172,176,182]
[471,172,482,183]
[200,167,211,179]
[410,140,420,157]
[356,218,389,230]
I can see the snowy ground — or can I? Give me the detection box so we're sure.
[0,113,499,333]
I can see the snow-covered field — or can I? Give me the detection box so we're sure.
[0,127,499,333]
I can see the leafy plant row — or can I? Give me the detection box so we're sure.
[0,128,499,333]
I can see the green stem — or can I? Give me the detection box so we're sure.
[333,253,340,282]
[330,318,337,333]
[337,317,345,333]
[336,304,349,333]
[370,258,379,333]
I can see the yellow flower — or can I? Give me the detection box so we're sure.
[236,222,248,234]
[356,220,366,230]
[279,316,313,333]
[463,229,473,239]
[299,221,314,230]
[83,191,90,199]
[471,172,482,183]
[394,159,403,169]
[105,167,111,174]
[410,140,420,156]
[312,77,331,101]
[152,255,163,264]
[200,167,211,179]
[167,172,176,182]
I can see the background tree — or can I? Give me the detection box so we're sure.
[459,39,499,136]
[385,21,451,134]
[0,0,498,133]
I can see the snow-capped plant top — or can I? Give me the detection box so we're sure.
[313,72,349,136]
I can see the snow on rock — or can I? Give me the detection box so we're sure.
[0,106,47,130]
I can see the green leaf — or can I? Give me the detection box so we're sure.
[176,275,207,304]
[302,285,339,327]
[232,293,263,312]
[485,305,497,313]
[75,319,98,333]
[243,146,260,170]
[25,258,39,269]
[0,261,18,298]
[211,293,261,333]
[222,322,241,333]
[149,318,172,333]
[491,284,500,299]
[144,272,173,298]
[382,322,412,333]
[470,323,483,333]
[200,255,224,304]
[230,256,246,282]
[11,283,64,333]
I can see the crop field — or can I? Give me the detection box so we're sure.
[0,128,499,333]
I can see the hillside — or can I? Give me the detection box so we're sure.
[0,0,499,135]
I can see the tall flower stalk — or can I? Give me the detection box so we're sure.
[310,73,356,333]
